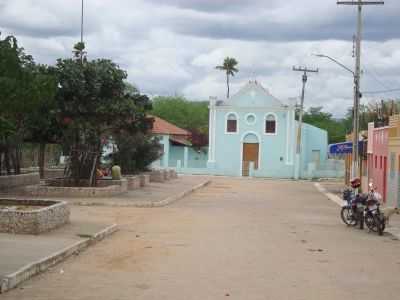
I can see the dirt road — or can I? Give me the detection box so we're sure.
[3,178,400,300]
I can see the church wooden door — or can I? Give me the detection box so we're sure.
[242,143,259,176]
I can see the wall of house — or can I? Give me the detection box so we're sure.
[387,138,400,207]
[387,116,400,207]
[301,123,329,174]
[370,126,389,202]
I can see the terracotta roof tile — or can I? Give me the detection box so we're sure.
[150,116,191,136]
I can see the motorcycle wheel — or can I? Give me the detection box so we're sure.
[340,206,357,226]
[365,213,377,232]
[374,214,384,236]
[365,212,386,234]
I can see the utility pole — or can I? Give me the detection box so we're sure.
[337,0,384,179]
[293,66,319,180]
[81,0,84,44]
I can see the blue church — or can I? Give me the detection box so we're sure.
[206,80,328,178]
[152,80,330,179]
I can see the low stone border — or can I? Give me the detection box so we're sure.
[24,181,127,198]
[150,179,211,208]
[0,199,70,235]
[169,169,178,179]
[149,170,165,183]
[0,224,118,294]
[163,169,170,180]
[125,176,141,190]
[0,173,40,190]
[139,174,150,187]
[43,169,65,179]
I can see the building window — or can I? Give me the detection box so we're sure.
[265,114,277,134]
[375,156,377,168]
[226,113,238,133]
[380,156,383,169]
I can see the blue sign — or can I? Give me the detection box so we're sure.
[329,141,365,155]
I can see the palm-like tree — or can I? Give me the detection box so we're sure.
[216,57,239,98]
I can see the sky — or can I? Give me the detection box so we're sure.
[1,0,400,117]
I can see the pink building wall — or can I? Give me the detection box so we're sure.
[369,126,389,202]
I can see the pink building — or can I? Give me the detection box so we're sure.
[368,124,389,202]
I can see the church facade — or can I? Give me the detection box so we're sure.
[206,81,328,178]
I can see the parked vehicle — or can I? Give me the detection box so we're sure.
[364,183,385,236]
[340,178,365,229]
[340,188,366,229]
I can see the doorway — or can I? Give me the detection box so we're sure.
[242,143,259,176]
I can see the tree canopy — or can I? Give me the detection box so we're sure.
[151,96,209,147]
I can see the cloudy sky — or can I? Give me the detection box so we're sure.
[1,0,399,116]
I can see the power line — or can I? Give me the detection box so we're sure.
[363,88,400,94]
[292,66,318,180]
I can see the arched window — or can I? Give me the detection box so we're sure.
[226,113,238,133]
[265,114,277,134]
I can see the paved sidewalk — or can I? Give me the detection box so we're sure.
[315,180,400,239]
[0,175,211,207]
[0,207,116,292]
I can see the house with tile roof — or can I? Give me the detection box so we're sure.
[150,116,208,169]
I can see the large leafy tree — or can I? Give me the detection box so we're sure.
[24,65,60,178]
[0,35,55,175]
[216,57,239,98]
[56,43,154,185]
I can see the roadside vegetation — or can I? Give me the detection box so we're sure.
[0,34,160,183]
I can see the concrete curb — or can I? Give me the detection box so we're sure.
[74,179,212,208]
[313,182,400,240]
[0,224,118,294]
[151,179,211,208]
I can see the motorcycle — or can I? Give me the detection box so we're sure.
[363,183,385,236]
[340,188,366,229]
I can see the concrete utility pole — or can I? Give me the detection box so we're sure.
[293,66,319,180]
[337,0,384,179]
[81,0,84,44]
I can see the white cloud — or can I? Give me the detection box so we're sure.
[0,0,399,118]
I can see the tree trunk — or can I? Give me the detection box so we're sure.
[226,73,230,98]
[10,150,18,175]
[15,146,21,175]
[39,143,46,179]
[4,147,11,175]
[0,151,3,176]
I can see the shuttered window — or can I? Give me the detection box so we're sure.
[265,114,276,134]
[226,114,237,133]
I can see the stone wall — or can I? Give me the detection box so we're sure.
[169,169,178,179]
[0,199,70,235]
[149,170,165,183]
[125,176,141,190]
[139,174,150,187]
[43,169,65,179]
[24,182,127,198]
[0,173,40,190]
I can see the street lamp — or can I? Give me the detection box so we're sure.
[313,53,360,179]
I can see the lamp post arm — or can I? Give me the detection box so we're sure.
[313,54,355,76]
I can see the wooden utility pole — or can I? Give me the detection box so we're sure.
[293,66,319,180]
[337,0,384,178]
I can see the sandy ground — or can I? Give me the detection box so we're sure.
[3,177,400,300]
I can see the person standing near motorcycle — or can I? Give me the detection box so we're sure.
[350,178,365,229]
